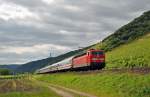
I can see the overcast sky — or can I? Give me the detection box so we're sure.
[0,0,150,64]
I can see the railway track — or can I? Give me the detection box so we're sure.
[40,67,150,75]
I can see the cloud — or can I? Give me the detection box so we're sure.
[0,0,150,64]
[0,2,40,21]
[0,44,71,54]
[42,0,55,5]
[0,44,71,64]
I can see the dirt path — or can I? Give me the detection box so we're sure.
[49,86,74,97]
[48,84,97,97]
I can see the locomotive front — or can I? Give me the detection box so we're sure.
[87,49,105,69]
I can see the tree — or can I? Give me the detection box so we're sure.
[0,69,11,75]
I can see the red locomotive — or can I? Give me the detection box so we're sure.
[37,49,105,73]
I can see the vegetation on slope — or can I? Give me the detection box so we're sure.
[101,11,150,51]
[106,34,150,68]
[0,65,19,71]
[0,69,11,75]
[36,72,150,97]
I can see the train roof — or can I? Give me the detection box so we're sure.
[88,49,104,51]
[38,56,74,71]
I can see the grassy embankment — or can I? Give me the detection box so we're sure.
[36,72,150,97]
[0,75,60,97]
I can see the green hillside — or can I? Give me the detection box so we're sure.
[102,11,150,50]
[92,11,150,51]
[106,33,150,68]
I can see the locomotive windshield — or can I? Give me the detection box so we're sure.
[92,51,104,55]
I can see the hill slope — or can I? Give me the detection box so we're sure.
[0,65,19,71]
[92,11,150,51]
[106,33,150,68]
[16,10,150,73]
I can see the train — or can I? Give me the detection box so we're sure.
[36,49,105,74]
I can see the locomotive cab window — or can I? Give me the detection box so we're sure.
[92,51,104,55]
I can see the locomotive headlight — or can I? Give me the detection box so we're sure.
[92,58,98,60]
[99,58,104,60]
[92,58,104,61]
